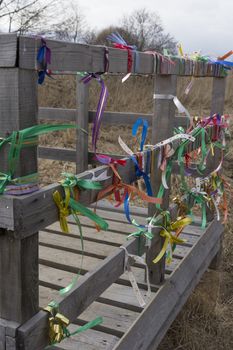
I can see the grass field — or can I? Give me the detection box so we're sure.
[38,74,233,350]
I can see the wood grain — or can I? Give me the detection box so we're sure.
[0,34,17,67]
[0,68,39,324]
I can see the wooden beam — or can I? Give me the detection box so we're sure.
[114,219,223,350]
[38,147,76,162]
[0,34,17,68]
[76,77,89,173]
[0,68,39,324]
[18,36,224,77]
[147,74,177,284]
[17,236,146,350]
[38,107,188,128]
[2,160,135,239]
[38,147,123,163]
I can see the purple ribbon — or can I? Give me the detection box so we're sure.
[81,73,108,153]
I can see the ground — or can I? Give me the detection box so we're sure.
[38,74,233,349]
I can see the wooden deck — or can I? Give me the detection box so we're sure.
[38,202,223,350]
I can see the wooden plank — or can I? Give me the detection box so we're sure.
[6,160,136,238]
[17,36,223,77]
[147,74,178,284]
[0,68,39,324]
[0,235,39,324]
[39,230,117,258]
[38,147,122,163]
[38,107,76,121]
[38,107,187,128]
[38,147,76,162]
[0,324,5,350]
[0,34,17,67]
[113,219,223,350]
[76,77,89,173]
[50,323,120,350]
[44,222,125,246]
[17,237,144,350]
[5,336,16,350]
[77,301,140,337]
[0,319,19,339]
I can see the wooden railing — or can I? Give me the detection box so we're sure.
[0,33,226,350]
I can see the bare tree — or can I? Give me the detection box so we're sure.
[121,8,177,53]
[90,26,135,46]
[0,0,58,33]
[52,2,94,44]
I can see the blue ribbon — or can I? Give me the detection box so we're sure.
[124,191,145,228]
[131,155,153,196]
[132,118,149,151]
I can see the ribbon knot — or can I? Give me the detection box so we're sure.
[53,190,70,233]
[44,303,70,345]
[150,213,191,264]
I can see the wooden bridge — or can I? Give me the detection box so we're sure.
[0,34,226,349]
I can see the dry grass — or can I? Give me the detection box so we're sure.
[38,74,233,350]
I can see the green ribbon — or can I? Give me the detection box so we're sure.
[0,124,87,194]
[45,301,103,347]
[56,173,108,295]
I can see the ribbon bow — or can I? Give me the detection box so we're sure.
[44,302,70,344]
[44,302,103,345]
[150,212,191,264]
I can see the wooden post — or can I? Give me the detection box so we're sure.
[76,77,89,174]
[0,67,39,331]
[146,74,177,284]
[208,76,226,269]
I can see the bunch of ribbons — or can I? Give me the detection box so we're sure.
[44,301,103,346]
[0,124,86,195]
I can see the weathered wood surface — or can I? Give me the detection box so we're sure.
[38,146,76,162]
[17,201,201,350]
[17,237,144,350]
[0,34,17,67]
[18,35,225,76]
[211,77,226,115]
[0,161,137,237]
[114,219,223,350]
[147,74,177,284]
[38,107,193,128]
[49,324,120,350]
[0,68,39,324]
[76,77,89,173]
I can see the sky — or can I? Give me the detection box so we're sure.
[76,0,232,57]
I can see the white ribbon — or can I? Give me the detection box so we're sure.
[120,246,151,308]
[144,133,195,150]
[153,94,192,124]
[122,73,131,83]
[118,136,134,156]
[87,169,111,181]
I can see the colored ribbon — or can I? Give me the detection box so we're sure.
[107,32,138,80]
[149,213,191,264]
[81,73,108,153]
[37,38,52,84]
[0,124,85,195]
[44,301,103,346]
[120,246,151,307]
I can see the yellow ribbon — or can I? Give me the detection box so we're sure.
[53,188,70,233]
[44,304,70,344]
[153,216,192,264]
[172,196,188,217]
[177,43,184,57]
